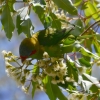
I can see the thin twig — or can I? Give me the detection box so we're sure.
[81,20,100,36]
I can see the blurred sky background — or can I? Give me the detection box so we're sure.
[0,1,50,100]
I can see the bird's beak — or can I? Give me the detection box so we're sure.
[20,56,27,63]
[21,59,25,63]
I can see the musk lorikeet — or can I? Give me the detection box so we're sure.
[19,28,74,62]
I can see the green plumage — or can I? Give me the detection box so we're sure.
[37,28,73,46]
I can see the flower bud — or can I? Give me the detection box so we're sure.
[2,50,8,57]
[22,86,29,93]
[43,52,49,59]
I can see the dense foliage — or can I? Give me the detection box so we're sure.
[1,0,100,100]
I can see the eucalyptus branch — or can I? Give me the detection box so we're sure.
[81,20,100,36]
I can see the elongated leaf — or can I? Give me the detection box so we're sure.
[16,15,23,34]
[77,34,97,40]
[81,80,93,92]
[82,73,100,88]
[84,1,100,22]
[16,15,33,37]
[21,18,33,37]
[43,76,56,100]
[79,57,91,67]
[32,64,39,74]
[50,12,61,29]
[70,19,84,36]
[32,65,39,97]
[1,5,15,40]
[32,5,45,24]
[32,81,37,98]
[61,44,73,53]
[63,35,75,45]
[8,0,16,12]
[67,55,78,82]
[51,84,67,100]
[79,46,99,59]
[74,43,99,59]
[74,0,82,6]
[93,38,100,56]
[44,16,52,28]
[52,0,77,15]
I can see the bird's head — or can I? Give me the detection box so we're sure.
[19,37,39,63]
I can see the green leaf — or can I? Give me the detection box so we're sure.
[96,34,100,40]
[32,81,37,98]
[63,35,75,45]
[70,19,84,36]
[16,15,33,37]
[79,57,91,67]
[51,19,61,29]
[32,64,39,74]
[49,12,61,29]
[82,73,100,88]
[61,44,73,53]
[81,80,93,92]
[51,84,67,100]
[77,34,97,40]
[43,76,56,100]
[93,38,100,56]
[8,0,16,12]
[90,84,99,93]
[84,1,100,21]
[79,46,99,59]
[74,43,99,59]
[67,55,78,82]
[1,5,15,40]
[40,0,46,5]
[21,18,33,37]
[74,0,82,7]
[32,65,39,98]
[44,16,52,28]
[52,0,77,15]
[16,15,23,34]
[33,5,45,24]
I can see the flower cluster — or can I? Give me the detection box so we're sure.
[2,50,68,93]
[36,52,67,84]
[2,50,31,93]
[68,92,87,100]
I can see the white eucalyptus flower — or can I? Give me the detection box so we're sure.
[53,62,60,71]
[59,59,66,69]
[7,51,13,56]
[37,60,45,67]
[22,86,28,93]
[51,78,57,84]
[2,50,8,57]
[43,52,49,59]
[36,84,44,91]
[65,77,74,82]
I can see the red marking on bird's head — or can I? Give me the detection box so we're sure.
[20,50,37,63]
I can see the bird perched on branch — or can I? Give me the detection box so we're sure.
[19,28,74,62]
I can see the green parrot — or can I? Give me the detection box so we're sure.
[19,28,74,62]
